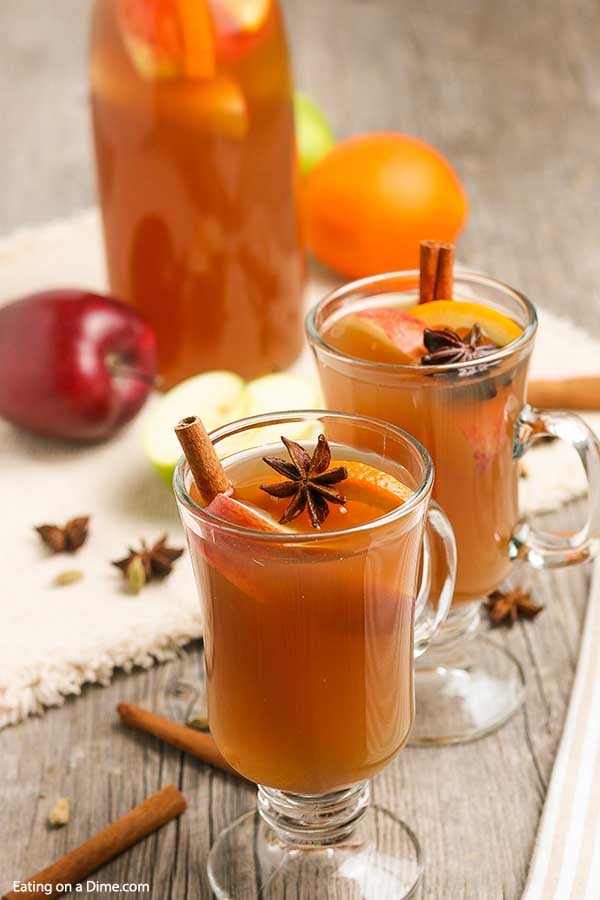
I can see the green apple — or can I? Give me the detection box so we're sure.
[294,91,336,175]
[144,370,322,486]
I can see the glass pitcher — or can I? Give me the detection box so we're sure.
[90,0,305,388]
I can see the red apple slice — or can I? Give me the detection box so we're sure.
[456,392,508,470]
[206,492,293,533]
[332,307,426,364]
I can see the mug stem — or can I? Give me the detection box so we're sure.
[257,782,370,847]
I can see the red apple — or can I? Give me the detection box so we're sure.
[0,289,157,442]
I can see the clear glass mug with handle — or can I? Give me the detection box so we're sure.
[174,410,456,900]
[306,270,600,745]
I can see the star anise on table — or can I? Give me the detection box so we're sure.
[486,587,544,626]
[421,323,498,366]
[260,434,348,528]
[113,535,184,594]
[35,516,90,554]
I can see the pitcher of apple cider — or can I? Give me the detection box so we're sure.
[90,0,304,388]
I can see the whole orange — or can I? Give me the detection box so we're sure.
[304,132,468,278]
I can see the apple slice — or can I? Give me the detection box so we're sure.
[455,391,508,470]
[116,0,216,80]
[330,307,426,364]
[215,372,322,459]
[406,301,522,347]
[207,492,292,532]
[144,371,249,484]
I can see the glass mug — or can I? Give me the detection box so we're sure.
[307,271,600,745]
[174,410,456,900]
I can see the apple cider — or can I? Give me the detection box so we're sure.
[182,438,424,794]
[312,286,529,604]
[90,0,304,388]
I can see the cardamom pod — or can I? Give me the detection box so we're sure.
[127,555,147,594]
[187,715,210,732]
[53,570,84,587]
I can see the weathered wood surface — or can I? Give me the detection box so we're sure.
[1,0,599,897]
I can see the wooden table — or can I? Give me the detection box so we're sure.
[1,0,599,897]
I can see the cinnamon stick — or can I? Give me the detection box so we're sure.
[117,703,241,778]
[175,415,229,504]
[2,786,185,900]
[528,376,600,411]
[419,239,455,302]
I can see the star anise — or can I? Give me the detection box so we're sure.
[112,535,184,593]
[486,587,544,626]
[35,516,90,554]
[260,434,348,528]
[421,323,498,365]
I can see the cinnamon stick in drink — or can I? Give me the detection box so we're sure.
[2,786,185,900]
[419,239,455,302]
[175,415,229,504]
[117,703,241,778]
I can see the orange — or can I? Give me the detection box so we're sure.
[334,460,415,507]
[305,133,468,279]
[406,300,522,347]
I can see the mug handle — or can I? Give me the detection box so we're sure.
[510,404,600,568]
[414,500,457,658]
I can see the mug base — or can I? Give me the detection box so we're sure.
[207,806,422,900]
[409,636,526,746]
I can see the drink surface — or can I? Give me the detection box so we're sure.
[187,442,421,793]
[320,299,527,602]
[90,0,304,388]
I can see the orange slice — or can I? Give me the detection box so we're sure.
[406,300,522,347]
[334,460,415,508]
[160,75,249,138]
[117,0,216,80]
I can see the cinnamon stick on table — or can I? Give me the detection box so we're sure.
[118,703,241,778]
[2,785,185,900]
[419,239,455,303]
[528,376,600,411]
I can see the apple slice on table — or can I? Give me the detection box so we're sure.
[330,307,426,364]
[406,301,522,347]
[146,371,249,484]
[146,371,320,485]
[116,0,216,80]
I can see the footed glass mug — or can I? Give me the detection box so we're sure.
[174,410,456,900]
[307,271,600,745]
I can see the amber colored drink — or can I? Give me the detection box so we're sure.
[313,285,530,604]
[90,0,304,388]
[182,441,423,794]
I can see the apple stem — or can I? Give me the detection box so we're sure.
[105,353,163,390]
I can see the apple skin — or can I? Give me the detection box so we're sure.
[207,492,291,533]
[0,289,157,442]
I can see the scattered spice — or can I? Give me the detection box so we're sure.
[186,715,210,732]
[113,535,184,592]
[260,434,348,528]
[53,569,84,588]
[48,797,70,828]
[35,516,90,554]
[486,587,544,626]
[421,324,498,366]
[519,461,528,479]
